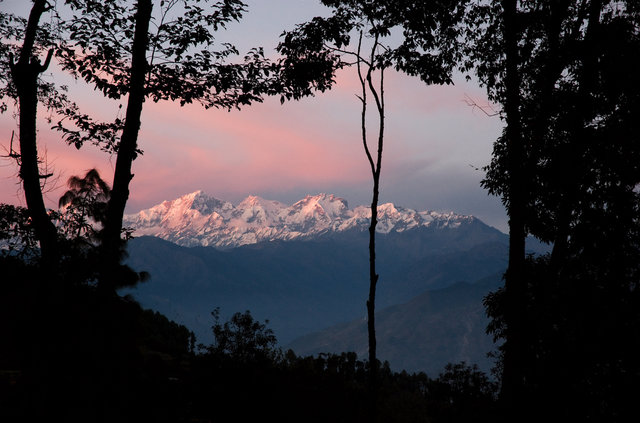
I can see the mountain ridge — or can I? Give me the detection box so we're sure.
[123,191,482,249]
[287,274,503,375]
[124,234,509,349]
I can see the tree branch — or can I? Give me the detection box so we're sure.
[463,94,500,117]
[356,31,376,177]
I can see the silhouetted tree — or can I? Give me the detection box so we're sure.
[2,0,62,266]
[137,309,193,356]
[467,1,640,420]
[278,5,468,416]
[426,362,498,423]
[357,27,385,408]
[55,168,148,289]
[51,0,283,290]
[58,168,110,241]
[203,308,280,363]
[1,1,300,289]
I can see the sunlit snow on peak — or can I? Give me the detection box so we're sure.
[123,192,477,248]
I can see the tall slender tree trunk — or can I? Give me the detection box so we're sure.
[100,0,152,289]
[367,176,380,387]
[8,4,62,416]
[499,0,527,418]
[366,180,380,423]
[10,0,58,266]
[357,32,385,422]
[366,75,384,393]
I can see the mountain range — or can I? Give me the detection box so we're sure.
[123,191,477,249]
[121,191,528,375]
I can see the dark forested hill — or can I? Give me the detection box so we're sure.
[123,218,510,373]
[119,217,556,373]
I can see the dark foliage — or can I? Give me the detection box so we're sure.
[58,168,111,242]
[0,256,146,422]
[425,362,498,423]
[276,0,469,101]
[485,252,640,422]
[176,309,497,423]
[202,307,279,363]
[466,1,640,420]
[138,309,194,357]
[0,203,39,259]
[54,0,285,151]
[0,259,497,423]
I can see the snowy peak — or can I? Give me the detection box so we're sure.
[188,190,233,216]
[291,194,349,219]
[285,194,350,232]
[123,192,477,248]
[233,195,287,226]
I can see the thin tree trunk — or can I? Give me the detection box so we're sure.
[100,0,152,289]
[366,64,384,391]
[10,0,58,266]
[367,180,379,383]
[499,0,527,418]
[357,30,385,421]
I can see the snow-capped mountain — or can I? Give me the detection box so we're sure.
[123,191,477,248]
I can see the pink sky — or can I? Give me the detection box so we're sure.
[0,0,507,231]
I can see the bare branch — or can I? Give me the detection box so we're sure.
[357,31,376,177]
[2,131,22,161]
[463,94,500,117]
[37,147,61,194]
[361,26,385,180]
[148,0,179,81]
[325,43,372,67]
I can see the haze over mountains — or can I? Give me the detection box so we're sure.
[122,191,519,374]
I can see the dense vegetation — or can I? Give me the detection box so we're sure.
[0,255,497,422]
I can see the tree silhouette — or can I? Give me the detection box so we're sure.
[2,0,61,266]
[58,168,110,242]
[356,27,386,407]
[203,308,279,363]
[53,0,282,290]
[278,2,468,419]
[1,1,296,288]
[467,1,640,420]
[478,0,528,415]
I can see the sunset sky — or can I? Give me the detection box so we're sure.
[0,0,507,231]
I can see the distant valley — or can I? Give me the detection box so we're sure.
[290,274,503,375]
[122,192,530,375]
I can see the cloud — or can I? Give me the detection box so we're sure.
[0,30,506,231]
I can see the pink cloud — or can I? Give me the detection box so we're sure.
[124,95,373,207]
[1,60,501,216]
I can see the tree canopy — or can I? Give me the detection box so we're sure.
[466,1,640,420]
